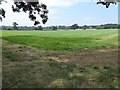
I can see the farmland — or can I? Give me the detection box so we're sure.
[1,29,119,88]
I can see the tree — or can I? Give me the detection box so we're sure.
[97,0,116,8]
[58,25,66,30]
[0,0,48,25]
[13,22,18,30]
[38,26,43,30]
[70,24,79,30]
[52,26,57,30]
[0,0,6,21]
[97,0,120,8]
[83,25,87,30]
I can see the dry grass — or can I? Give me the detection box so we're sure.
[2,40,119,88]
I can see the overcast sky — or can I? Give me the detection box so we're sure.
[0,0,118,26]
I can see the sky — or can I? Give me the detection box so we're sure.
[0,0,118,26]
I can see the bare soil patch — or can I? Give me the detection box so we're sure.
[102,34,118,40]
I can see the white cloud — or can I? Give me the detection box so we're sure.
[39,0,95,8]
[49,8,59,15]
[1,0,85,8]
[0,0,85,9]
[39,0,75,7]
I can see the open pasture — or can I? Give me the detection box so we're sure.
[2,29,118,51]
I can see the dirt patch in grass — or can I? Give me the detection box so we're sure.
[2,40,119,88]
[113,41,120,47]
[102,34,118,40]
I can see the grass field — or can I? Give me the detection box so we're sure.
[1,29,119,88]
[1,29,118,51]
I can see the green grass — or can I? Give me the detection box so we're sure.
[1,29,118,51]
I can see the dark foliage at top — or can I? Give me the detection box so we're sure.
[12,0,48,25]
[0,0,48,25]
[97,0,117,8]
[0,0,6,21]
